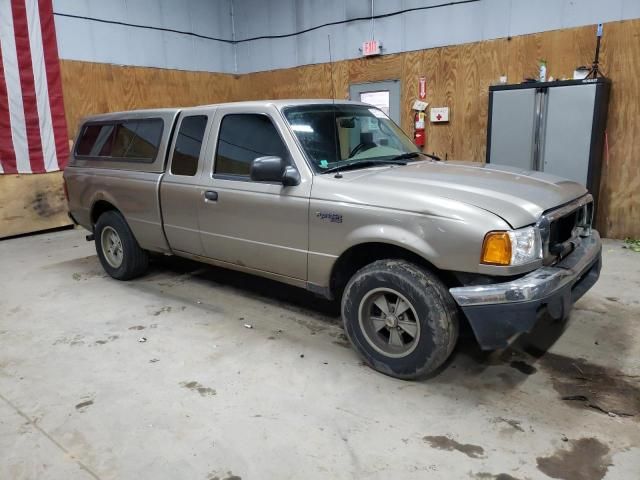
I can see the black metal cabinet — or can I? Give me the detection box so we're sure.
[486,78,610,214]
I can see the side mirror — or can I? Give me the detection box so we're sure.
[250,156,300,186]
[282,165,301,186]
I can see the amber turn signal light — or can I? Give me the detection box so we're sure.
[481,232,512,265]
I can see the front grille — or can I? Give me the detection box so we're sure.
[539,196,594,263]
[550,210,579,248]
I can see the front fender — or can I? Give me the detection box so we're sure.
[307,202,511,287]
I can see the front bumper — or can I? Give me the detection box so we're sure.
[449,231,602,350]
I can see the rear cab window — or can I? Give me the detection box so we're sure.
[170,115,208,176]
[75,118,163,162]
[214,114,288,178]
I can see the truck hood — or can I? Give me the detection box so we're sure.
[334,160,588,228]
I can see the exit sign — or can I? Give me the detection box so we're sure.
[362,40,381,57]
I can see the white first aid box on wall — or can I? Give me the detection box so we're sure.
[430,107,449,123]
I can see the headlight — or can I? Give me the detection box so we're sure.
[481,226,542,266]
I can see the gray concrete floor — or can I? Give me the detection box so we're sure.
[1,229,639,480]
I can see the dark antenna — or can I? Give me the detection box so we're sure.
[587,23,603,79]
[328,34,342,178]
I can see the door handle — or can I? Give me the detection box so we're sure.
[204,190,218,201]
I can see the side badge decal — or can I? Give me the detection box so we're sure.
[316,212,343,224]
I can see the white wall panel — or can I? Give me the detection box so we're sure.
[52,0,640,74]
[232,0,640,73]
[480,0,511,40]
[53,0,235,73]
[622,0,640,18]
[508,0,564,36]
[560,0,623,29]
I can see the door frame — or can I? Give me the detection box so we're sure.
[349,80,401,125]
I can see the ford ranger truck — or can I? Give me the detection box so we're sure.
[64,100,602,379]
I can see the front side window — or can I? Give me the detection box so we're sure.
[214,114,288,177]
[283,104,419,173]
[171,115,208,176]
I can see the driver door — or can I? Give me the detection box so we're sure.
[197,105,312,281]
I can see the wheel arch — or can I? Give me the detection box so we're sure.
[90,199,120,227]
[329,242,458,301]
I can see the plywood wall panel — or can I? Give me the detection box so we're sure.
[348,54,403,85]
[60,60,238,138]
[595,20,640,238]
[400,51,423,134]
[0,172,70,238]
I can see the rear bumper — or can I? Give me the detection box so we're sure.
[449,231,602,350]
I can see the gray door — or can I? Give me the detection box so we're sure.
[197,105,311,281]
[349,80,401,125]
[160,113,213,256]
[541,84,596,186]
[489,88,537,170]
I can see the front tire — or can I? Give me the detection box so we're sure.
[95,210,148,280]
[341,260,459,380]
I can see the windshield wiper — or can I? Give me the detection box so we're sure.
[390,152,421,161]
[390,152,441,161]
[321,159,407,174]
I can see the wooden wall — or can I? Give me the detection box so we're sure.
[235,19,640,239]
[60,60,239,137]
[2,20,638,239]
[0,172,70,238]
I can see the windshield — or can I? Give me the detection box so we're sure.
[282,104,420,173]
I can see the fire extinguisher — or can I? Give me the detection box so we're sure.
[414,111,425,147]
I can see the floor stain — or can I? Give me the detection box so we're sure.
[493,417,525,433]
[285,314,328,335]
[331,332,351,348]
[72,272,82,281]
[509,360,537,375]
[53,334,85,346]
[75,399,94,411]
[207,472,241,480]
[536,437,610,480]
[537,352,640,418]
[473,473,522,480]
[95,335,119,345]
[128,325,146,330]
[180,381,216,397]
[152,306,172,316]
[423,435,485,459]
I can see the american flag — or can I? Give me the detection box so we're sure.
[0,0,68,174]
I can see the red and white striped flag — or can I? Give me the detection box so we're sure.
[0,0,68,174]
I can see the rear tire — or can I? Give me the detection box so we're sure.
[341,259,459,380]
[95,210,148,280]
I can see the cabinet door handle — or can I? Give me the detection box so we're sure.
[204,190,218,201]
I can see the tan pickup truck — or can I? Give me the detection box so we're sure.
[64,100,602,379]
